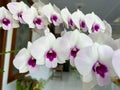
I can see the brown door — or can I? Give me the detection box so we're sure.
[0,1,11,90]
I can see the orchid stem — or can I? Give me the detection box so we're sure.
[0,49,20,55]
[0,69,4,72]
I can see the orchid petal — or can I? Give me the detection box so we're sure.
[98,44,115,77]
[53,4,61,13]
[82,72,93,83]
[42,3,54,22]
[70,56,75,66]
[7,1,29,20]
[28,65,40,73]
[44,27,50,35]
[33,16,45,29]
[0,7,13,30]
[19,1,29,10]
[45,33,56,47]
[98,45,113,65]
[0,7,4,19]
[103,20,112,36]
[45,58,57,68]
[77,33,93,48]
[82,78,97,90]
[62,29,80,47]
[85,13,94,33]
[71,9,84,29]
[75,43,98,76]
[114,39,120,49]
[51,13,61,26]
[7,2,21,18]
[27,41,32,54]
[22,6,37,28]
[93,13,105,31]
[35,21,44,29]
[96,72,110,86]
[88,32,115,48]
[53,37,70,63]
[2,21,11,30]
[30,36,50,64]
[30,33,55,65]
[61,7,71,27]
[112,49,120,78]
[13,48,30,73]
[19,66,28,73]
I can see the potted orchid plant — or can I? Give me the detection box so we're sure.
[0,0,120,90]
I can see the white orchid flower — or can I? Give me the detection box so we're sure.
[22,6,47,30]
[85,12,105,33]
[112,49,120,78]
[13,42,40,73]
[88,30,117,51]
[0,7,19,30]
[59,29,93,66]
[61,7,76,29]
[111,38,120,50]
[30,30,66,68]
[7,1,29,24]
[71,9,87,32]
[103,20,112,37]
[75,43,114,86]
[42,3,62,26]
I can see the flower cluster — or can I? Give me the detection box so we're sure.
[1,1,120,89]
[2,1,105,34]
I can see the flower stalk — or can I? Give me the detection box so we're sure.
[0,49,20,55]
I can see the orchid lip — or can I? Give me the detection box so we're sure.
[68,18,74,26]
[33,18,42,25]
[28,57,36,67]
[92,61,108,78]
[18,12,22,18]
[17,11,26,23]
[92,24,100,32]
[80,21,86,28]
[46,49,57,62]
[2,18,10,26]
[70,47,79,58]
[50,15,58,22]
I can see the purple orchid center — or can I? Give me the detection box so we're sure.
[70,47,79,58]
[17,11,26,24]
[92,24,100,32]
[33,18,42,25]
[92,61,108,78]
[18,12,23,18]
[50,15,58,22]
[46,49,57,62]
[68,18,74,27]
[80,21,86,29]
[28,57,36,67]
[2,18,10,26]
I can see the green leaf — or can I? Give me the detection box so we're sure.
[0,69,4,73]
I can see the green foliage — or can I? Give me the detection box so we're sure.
[70,66,81,77]
[0,49,20,55]
[0,68,4,73]
[16,76,46,90]
[38,79,46,90]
